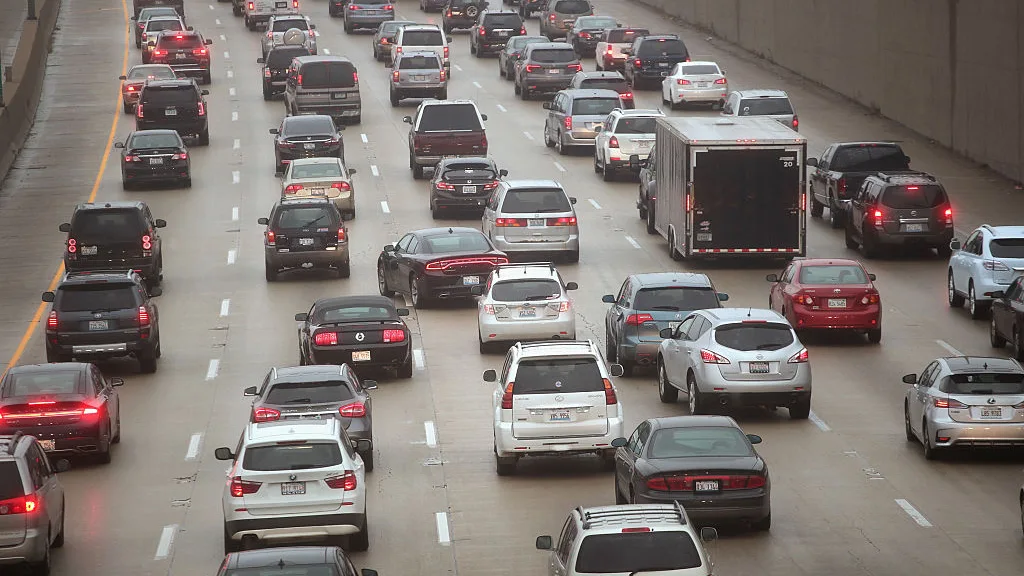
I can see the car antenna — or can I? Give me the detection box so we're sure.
[747,307,752,317]
[448,227,454,234]
[278,559,286,569]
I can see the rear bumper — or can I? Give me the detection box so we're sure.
[792,307,880,331]
[420,273,487,300]
[266,247,350,269]
[928,411,1024,447]
[136,118,208,137]
[669,86,727,103]
[277,145,343,163]
[702,390,811,409]
[347,14,394,27]
[619,339,661,366]
[293,105,361,121]
[431,192,490,210]
[521,76,573,92]
[479,314,576,342]
[634,489,770,523]
[634,68,672,81]
[494,418,623,457]
[874,228,953,247]
[561,131,598,147]
[394,83,446,97]
[168,64,209,77]
[412,153,484,167]
[309,342,410,369]
[123,163,190,181]
[64,256,159,277]
[444,16,476,29]
[490,235,579,254]
[0,422,105,457]
[477,39,512,52]
[47,338,154,360]
[225,512,365,542]
[0,529,47,565]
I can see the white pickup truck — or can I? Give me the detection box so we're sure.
[243,0,300,31]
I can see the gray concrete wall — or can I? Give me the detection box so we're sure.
[632,0,1024,184]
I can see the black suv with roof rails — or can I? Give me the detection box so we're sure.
[42,270,162,373]
[258,44,312,100]
[470,9,526,56]
[259,198,351,281]
[136,79,210,145]
[60,201,167,288]
[623,34,690,89]
[148,29,213,84]
[843,171,954,258]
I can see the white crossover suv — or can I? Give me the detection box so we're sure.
[593,108,664,181]
[474,262,579,353]
[948,225,1024,319]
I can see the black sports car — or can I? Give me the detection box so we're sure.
[377,227,508,307]
[295,295,414,378]
[612,415,772,530]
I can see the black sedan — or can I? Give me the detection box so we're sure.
[377,227,508,307]
[296,295,414,379]
[116,129,191,189]
[429,157,507,218]
[217,547,378,576]
[0,362,123,464]
[244,364,379,470]
[611,415,771,530]
[272,115,345,174]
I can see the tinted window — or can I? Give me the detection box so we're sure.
[605,28,648,43]
[417,104,483,132]
[275,207,336,229]
[553,0,591,14]
[500,188,571,213]
[0,462,23,500]
[266,380,355,404]
[140,8,179,20]
[127,66,177,81]
[316,305,395,323]
[156,34,202,49]
[614,117,659,134]
[402,30,444,46]
[6,370,81,397]
[267,47,311,68]
[484,14,523,28]
[738,97,793,115]
[530,48,577,63]
[940,373,1024,394]
[272,19,309,31]
[830,145,909,172]
[798,265,868,284]
[989,239,1024,258]
[421,232,491,253]
[283,116,336,137]
[880,184,947,209]
[147,20,182,32]
[441,167,496,180]
[508,36,547,50]
[141,86,196,106]
[633,287,719,312]
[647,426,753,459]
[129,132,181,149]
[636,38,687,58]
[57,285,137,312]
[575,17,616,29]
[491,279,561,302]
[225,567,339,576]
[579,78,627,92]
[71,209,145,242]
[570,97,619,115]
[512,358,603,394]
[714,322,794,351]
[242,442,343,471]
[380,21,412,35]
[399,55,441,70]
[291,162,344,179]
[677,64,719,75]
[298,61,356,89]
[575,532,702,573]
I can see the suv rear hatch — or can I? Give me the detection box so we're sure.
[712,322,800,382]
[490,278,564,322]
[69,208,148,263]
[295,60,360,114]
[413,103,487,157]
[0,461,27,546]
[53,282,146,347]
[635,38,688,76]
[397,29,447,63]
[240,441,353,514]
[396,54,443,86]
[601,28,648,62]
[272,205,342,253]
[631,286,720,341]
[737,96,796,129]
[497,188,575,244]
[575,531,704,574]
[987,238,1024,285]
[139,85,201,126]
[940,373,1024,424]
[877,184,951,239]
[511,356,609,439]
[568,96,620,138]
[482,13,524,43]
[153,34,207,71]
[608,116,658,155]
[437,163,497,200]
[266,46,311,80]
[550,0,593,30]
[262,379,356,421]
[525,47,579,78]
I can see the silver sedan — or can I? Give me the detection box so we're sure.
[281,157,357,218]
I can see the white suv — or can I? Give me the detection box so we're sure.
[948,225,1024,319]
[215,417,371,554]
[535,503,718,576]
[593,108,664,181]
[473,263,579,353]
[482,340,625,475]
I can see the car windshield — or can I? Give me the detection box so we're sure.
[576,16,616,29]
[402,30,444,46]
[283,117,335,137]
[530,48,577,63]
[147,19,182,32]
[989,238,1024,258]
[317,305,395,323]
[140,8,178,20]
[647,426,753,459]
[243,442,342,471]
[491,279,561,302]
[485,14,523,28]
[614,117,659,134]
[575,532,702,573]
[71,209,145,243]
[939,373,1024,395]
[291,162,344,179]
[156,34,202,49]
[275,207,335,229]
[579,78,627,92]
[605,28,647,43]
[224,567,339,576]
[267,47,310,68]
[6,370,80,397]
[798,265,868,285]
[512,358,603,394]
[421,232,491,253]
[127,66,177,81]
[714,322,794,352]
[0,462,24,500]
[636,38,687,58]
[738,97,794,115]
[129,132,181,149]
[266,380,355,404]
[399,55,440,70]
[553,0,591,14]
[677,64,719,75]
[500,188,571,213]
[272,19,308,31]
[881,185,947,209]
[830,145,909,172]
[634,287,719,311]
[298,61,356,89]
[57,285,137,313]
[417,104,483,132]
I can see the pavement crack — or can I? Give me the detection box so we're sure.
[174,474,197,484]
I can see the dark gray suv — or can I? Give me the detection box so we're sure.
[843,171,954,258]
[513,42,581,100]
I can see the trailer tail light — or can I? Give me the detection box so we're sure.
[699,349,730,364]
[625,313,653,326]
[788,348,809,363]
[230,477,261,497]
[500,382,514,409]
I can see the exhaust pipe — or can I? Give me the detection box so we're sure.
[241,535,259,550]
[719,397,728,405]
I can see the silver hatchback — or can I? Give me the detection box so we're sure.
[389,50,447,106]
[0,434,66,573]
[482,180,580,262]
[543,88,622,154]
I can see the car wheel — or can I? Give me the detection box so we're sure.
[605,333,617,362]
[499,61,505,77]
[96,439,113,464]
[412,162,425,180]
[646,203,657,234]
[565,249,579,263]
[182,177,192,188]
[991,315,1006,348]
[337,262,351,279]
[751,513,771,532]
[265,260,279,282]
[861,229,881,259]
[968,282,988,319]
[866,327,882,343]
[600,449,616,471]
[359,448,374,472]
[936,242,953,258]
[349,515,370,552]
[789,397,811,419]
[1014,328,1024,361]
[397,358,413,378]
[514,80,521,95]
[658,361,678,403]
[687,374,703,415]
[495,451,516,476]
[829,198,844,228]
[904,403,915,442]
[922,420,938,460]
[197,129,210,146]
[52,504,65,548]
[377,263,394,296]
[123,100,132,114]
[30,537,50,576]
[224,526,242,554]
[544,124,555,148]
[948,271,965,307]
[810,194,824,217]
[390,89,400,107]
[138,350,157,374]
[112,407,121,443]
[410,275,428,308]
[555,132,566,155]
[615,478,627,504]
[844,222,859,249]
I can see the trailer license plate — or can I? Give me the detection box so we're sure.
[280,482,305,495]
[39,440,55,451]
[462,275,480,285]
[81,246,98,255]
[549,410,571,422]
[694,480,719,491]
[749,361,769,374]
[980,407,1002,419]
[352,351,371,362]
[904,223,924,232]
[827,298,846,308]
[696,233,712,242]
[89,320,109,331]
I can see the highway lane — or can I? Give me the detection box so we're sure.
[0,0,1023,574]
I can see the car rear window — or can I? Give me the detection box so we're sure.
[140,8,179,20]
[989,239,1024,258]
[714,322,794,351]
[317,305,395,323]
[57,285,138,313]
[275,207,336,229]
[147,20,182,32]
[605,28,647,43]
[738,97,793,116]
[500,188,571,213]
[272,19,309,32]
[512,358,603,394]
[530,48,577,63]
[576,16,616,29]
[291,162,344,179]
[129,132,181,149]
[798,265,867,284]
[509,36,546,50]
[283,116,336,137]
[880,184,947,209]
[298,61,356,89]
[491,279,561,302]
[267,47,311,68]
[830,145,909,172]
[71,209,145,242]
[243,442,343,471]
[579,78,628,92]
[421,232,491,253]
[441,167,496,180]
[225,566,339,576]
[402,30,444,46]
[418,103,483,132]
[677,64,719,75]
[266,380,355,404]
[485,14,523,28]
[399,55,441,70]
[647,426,753,459]
[636,38,687,58]
[6,370,81,398]
[939,372,1024,394]
[127,66,177,81]
[634,287,719,312]
[156,34,202,49]
[0,462,24,500]
[575,532,702,573]
[140,86,195,106]
[381,21,413,36]
[570,97,619,115]
[553,0,591,14]
[614,117,659,134]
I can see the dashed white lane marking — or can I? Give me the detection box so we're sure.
[936,340,963,356]
[231,111,238,122]
[472,81,482,88]
[436,512,451,545]
[205,359,220,381]
[231,206,239,221]
[588,198,601,209]
[185,433,203,460]
[322,48,331,55]
[227,249,237,265]
[226,70,233,78]
[219,33,226,41]
[370,165,380,177]
[223,51,230,60]
[523,131,535,141]
[360,133,368,144]
[895,499,933,527]
[380,201,390,214]
[553,161,566,172]
[413,349,425,370]
[231,170,240,184]
[155,525,178,559]
[496,104,507,112]
[454,64,463,72]
[220,298,231,317]
[424,421,437,448]
[215,19,222,26]
[232,138,240,150]
[229,87,236,96]
[624,235,642,249]
[401,294,410,307]
[808,411,831,432]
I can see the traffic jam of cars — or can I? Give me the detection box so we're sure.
[1,0,1023,575]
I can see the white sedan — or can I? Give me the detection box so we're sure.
[282,157,357,218]
[661,61,728,110]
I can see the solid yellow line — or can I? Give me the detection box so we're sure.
[0,0,130,378]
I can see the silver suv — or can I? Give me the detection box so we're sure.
[542,88,622,154]
[482,179,580,262]
[389,51,447,107]
[721,89,798,131]
[284,56,362,125]
[535,503,717,576]
[0,433,66,574]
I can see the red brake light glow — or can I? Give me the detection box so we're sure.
[714,77,727,84]
[339,403,366,418]
[479,26,486,36]
[142,234,152,251]
[568,63,582,71]
[646,475,766,491]
[138,306,150,326]
[392,70,400,82]
[548,217,577,226]
[0,495,39,515]
[197,102,206,116]
[284,184,302,194]
[266,230,276,246]
[525,64,540,73]
[337,228,347,243]
[495,218,526,227]
[313,332,338,346]
[792,115,799,129]
[424,256,508,271]
[325,471,357,490]
[382,329,405,343]
[46,311,58,331]
[253,406,281,422]
[699,349,730,364]
[677,79,691,86]
[563,116,572,130]
[873,209,884,227]
[609,136,619,148]
[67,238,77,253]
[624,313,653,326]
[230,477,261,497]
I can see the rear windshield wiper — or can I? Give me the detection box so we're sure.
[531,207,569,213]
[283,398,313,404]
[525,294,556,301]
[630,569,680,575]
[298,215,328,228]
[649,305,680,311]
[754,343,783,350]
[967,389,994,395]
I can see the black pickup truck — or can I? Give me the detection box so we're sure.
[808,142,911,228]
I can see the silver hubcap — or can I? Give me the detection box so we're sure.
[378,267,386,292]
[948,275,955,302]
[688,380,696,413]
[659,367,666,393]
[969,286,976,314]
[411,281,418,305]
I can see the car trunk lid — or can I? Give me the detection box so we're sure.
[510,357,608,439]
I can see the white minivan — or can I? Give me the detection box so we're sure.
[392,24,451,75]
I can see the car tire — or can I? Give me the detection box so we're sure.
[202,71,211,85]
[565,249,579,263]
[829,198,844,228]
[948,271,965,307]
[96,440,112,464]
[991,315,1006,348]
[337,262,351,278]
[646,203,657,234]
[437,89,448,100]
[397,358,413,379]
[197,129,210,146]
[495,451,516,476]
[410,275,428,308]
[658,361,678,403]
[265,261,278,282]
[615,479,628,504]
[30,537,50,576]
[600,449,616,471]
[810,194,824,217]
[936,242,953,258]
[52,505,65,548]
[377,263,394,296]
[263,87,272,101]
[182,177,192,188]
[123,100,132,114]
[138,350,157,374]
[412,163,424,180]
[224,526,242,554]
[789,397,811,419]
[544,124,554,148]
[514,80,521,95]
[499,62,505,77]
[360,448,374,472]
[922,421,938,460]
[470,41,477,55]
[390,89,400,107]
[867,328,881,344]
[751,513,772,532]
[968,282,989,319]
[861,229,880,259]
[687,374,703,415]
[1014,328,1024,361]
[844,222,859,249]
[112,409,121,444]
[555,132,567,155]
[904,403,915,442]
[521,85,531,100]
[344,21,353,34]
[479,338,494,354]
[619,358,634,377]
[232,4,241,15]
[45,349,69,363]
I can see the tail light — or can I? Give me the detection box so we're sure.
[837,178,847,196]
[152,50,166,57]
[479,26,486,36]
[685,194,691,212]
[549,14,556,21]
[197,102,206,116]
[443,46,449,59]
[352,72,358,84]
[792,115,799,130]
[394,46,402,55]
[171,153,187,160]
[138,306,150,327]
[500,382,514,409]
[519,27,527,35]
[983,260,1010,271]
[714,77,727,84]
[292,0,298,8]
[788,348,809,363]
[483,180,499,190]
[265,230,276,246]
[46,311,58,331]
[337,228,347,243]
[525,64,540,73]
[439,69,446,82]
[392,70,399,82]
[284,184,302,194]
[801,192,807,211]
[325,471,358,490]
[425,256,508,270]
[496,218,526,227]
[382,329,405,343]
[446,9,452,16]
[563,116,572,130]
[608,136,619,148]
[296,74,303,86]
[568,63,582,72]
[349,3,359,8]
[330,182,351,193]
[676,79,691,86]
[621,92,633,100]
[603,379,617,405]
[557,301,571,312]
[193,48,208,56]
[436,182,456,191]
[253,406,281,422]
[142,234,153,251]
[579,32,591,39]
[624,313,653,326]
[548,217,576,226]
[229,477,261,497]
[126,85,137,92]
[125,155,140,162]
[646,475,766,491]
[82,406,100,417]
[699,349,730,364]
[861,293,880,305]
[795,294,814,305]
[136,104,144,118]
[67,238,77,253]
[944,207,953,225]
[248,2,254,9]
[634,58,642,68]
[380,38,389,45]
[685,57,691,62]
[872,209,884,227]
[383,4,393,9]
[339,403,366,418]
[482,304,495,315]
[934,397,967,409]
[313,332,338,346]
[0,495,39,515]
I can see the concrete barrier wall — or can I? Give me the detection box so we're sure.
[632,0,1024,184]
[0,0,61,183]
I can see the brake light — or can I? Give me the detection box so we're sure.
[482,304,495,314]
[171,153,187,160]
[496,218,526,227]
[520,27,527,35]
[788,348,809,363]
[861,293,880,305]
[557,301,570,312]
[67,238,77,253]
[82,406,100,416]
[142,234,152,251]
[525,64,540,73]
[296,74,303,86]
[252,406,281,422]
[284,184,302,194]
[443,46,449,59]
[479,26,486,36]
[579,32,591,39]
[676,79,691,86]
[714,77,727,84]
[382,329,405,343]
[197,102,206,116]
[193,48,207,56]
[621,92,633,100]
[153,50,165,57]
[608,136,619,148]
[792,115,799,129]
[685,194,692,211]
[934,397,968,409]
[383,4,392,9]
[500,382,514,409]
[337,228,347,243]
[446,9,452,16]
[698,349,729,364]
[392,70,400,82]
[624,313,653,326]
[634,58,641,68]
[292,0,298,8]
[0,495,39,515]
[837,178,846,195]
[339,403,366,418]
[872,209,884,227]
[352,72,358,83]
[568,63,582,71]
[436,182,456,191]
[230,477,261,497]
[563,116,572,130]
[265,230,276,246]
[380,38,389,45]
[944,207,953,224]
[549,14,556,21]
[621,527,650,532]
[46,311,58,331]
[801,192,807,211]
[603,378,617,405]
[425,256,508,270]
[394,46,402,55]
[313,332,338,346]
[138,306,150,326]
[548,217,576,226]
[795,294,814,305]
[325,471,357,490]
[349,3,359,8]
[136,104,144,118]
[483,180,498,190]
[126,85,137,92]
[646,475,766,491]
[439,69,446,82]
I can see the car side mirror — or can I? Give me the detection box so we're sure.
[949,239,962,251]
[397,308,410,316]
[205,39,213,45]
[700,527,718,542]
[806,157,818,167]
[110,377,125,387]
[348,168,357,176]
[483,369,497,382]
[569,197,577,204]
[402,116,413,124]
[499,169,508,177]
[269,128,280,134]
[41,290,56,303]
[609,364,624,377]
[214,447,234,461]
[535,535,553,550]
[481,114,488,121]
[356,439,372,453]
[610,437,627,448]
[717,292,729,301]
[154,219,167,228]
[868,273,876,281]
[383,243,395,252]
[258,217,270,225]
[362,379,378,390]
[361,570,378,576]
[659,328,673,339]
[992,290,1006,299]
[55,460,71,472]
[766,273,779,282]
[542,102,553,110]
[470,285,484,296]
[186,26,194,31]
[746,434,762,444]
[243,386,258,396]
[114,142,125,149]
[118,75,127,80]
[601,294,615,303]
[310,24,316,29]
[149,286,163,297]
[564,282,578,291]
[201,90,209,96]
[59,223,71,233]
[902,373,918,385]
[257,57,265,63]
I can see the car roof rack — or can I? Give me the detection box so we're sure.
[518,339,596,352]
[876,171,936,182]
[493,262,557,276]
[2,432,25,455]
[575,502,687,530]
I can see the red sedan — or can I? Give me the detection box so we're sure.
[766,258,882,343]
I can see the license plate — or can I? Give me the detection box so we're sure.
[749,361,769,374]
[332,92,347,100]
[549,410,571,422]
[463,275,480,286]
[827,298,846,308]
[498,30,509,36]
[81,246,98,255]
[175,53,186,59]
[89,320,109,331]
[694,480,719,492]
[696,232,712,242]
[463,186,477,194]
[149,157,164,165]
[304,143,316,150]
[638,141,652,149]
[528,218,546,227]
[980,407,1002,419]
[697,82,709,88]
[659,62,670,67]
[298,238,314,245]
[309,187,325,195]
[280,482,305,495]
[165,107,177,116]
[904,223,925,232]
[352,351,371,362]
[275,1,287,7]
[39,440,55,451]
[548,69,560,74]
[412,75,426,81]
[519,308,537,318]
